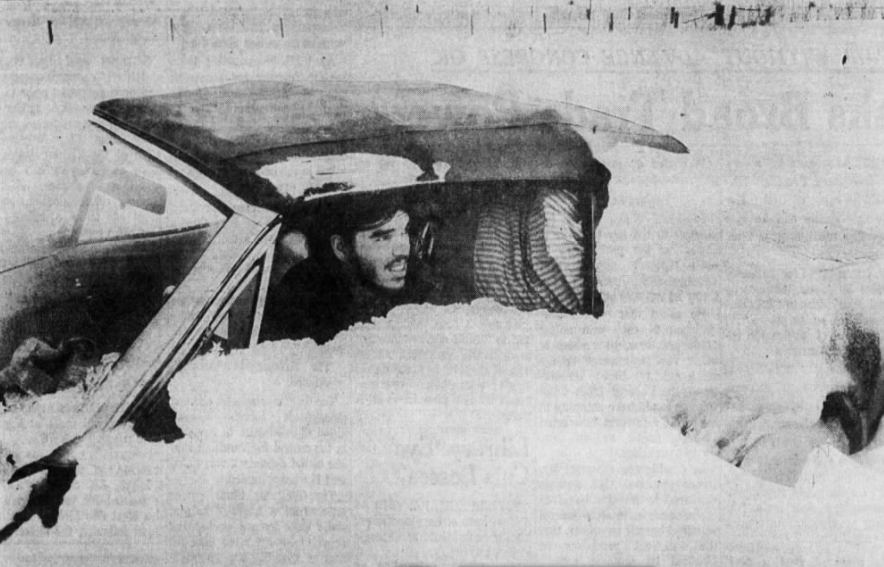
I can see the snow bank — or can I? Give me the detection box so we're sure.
[0,389,90,476]
[2,302,883,566]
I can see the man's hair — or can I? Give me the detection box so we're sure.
[331,196,404,244]
[308,194,407,263]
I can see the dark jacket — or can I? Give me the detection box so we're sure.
[260,258,436,345]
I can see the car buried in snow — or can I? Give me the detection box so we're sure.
[0,80,687,482]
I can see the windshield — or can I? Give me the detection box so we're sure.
[0,126,227,409]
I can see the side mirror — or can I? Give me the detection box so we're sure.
[96,168,167,215]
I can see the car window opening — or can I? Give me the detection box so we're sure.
[261,175,608,346]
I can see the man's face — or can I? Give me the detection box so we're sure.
[349,209,411,292]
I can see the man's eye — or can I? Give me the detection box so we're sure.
[372,229,407,242]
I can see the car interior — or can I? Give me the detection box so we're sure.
[0,145,227,409]
[270,179,591,312]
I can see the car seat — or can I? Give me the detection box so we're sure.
[270,230,310,287]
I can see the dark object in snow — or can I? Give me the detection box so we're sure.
[131,385,184,443]
[0,337,95,403]
[841,321,881,410]
[0,465,77,543]
[821,318,884,453]
[821,390,863,453]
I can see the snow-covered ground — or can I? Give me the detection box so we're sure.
[1,5,884,566]
[6,306,884,566]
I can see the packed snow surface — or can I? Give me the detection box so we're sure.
[1,5,884,566]
[4,303,884,566]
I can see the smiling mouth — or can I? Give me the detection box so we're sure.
[387,259,408,274]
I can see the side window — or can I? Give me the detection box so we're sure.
[199,262,265,356]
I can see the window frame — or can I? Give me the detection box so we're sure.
[76,118,280,432]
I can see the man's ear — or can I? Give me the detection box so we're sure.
[330,234,350,263]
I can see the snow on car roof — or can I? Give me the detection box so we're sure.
[93,81,686,212]
[255,153,451,201]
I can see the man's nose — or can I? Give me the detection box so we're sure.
[392,232,410,256]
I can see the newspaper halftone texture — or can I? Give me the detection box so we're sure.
[1,1,884,565]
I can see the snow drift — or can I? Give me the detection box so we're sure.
[3,301,884,566]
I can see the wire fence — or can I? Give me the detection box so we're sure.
[2,2,883,47]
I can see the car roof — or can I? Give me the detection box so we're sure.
[94,81,687,212]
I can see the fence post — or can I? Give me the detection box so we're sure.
[609,12,614,31]
[47,20,53,44]
[673,10,679,28]
[470,14,474,35]
[169,17,174,41]
[714,3,725,26]
[543,12,547,33]
[728,6,736,29]
[279,17,285,38]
